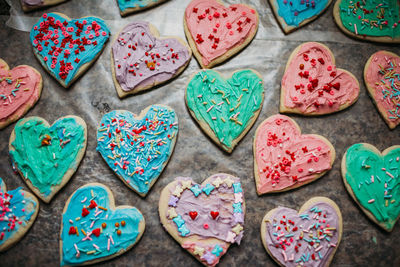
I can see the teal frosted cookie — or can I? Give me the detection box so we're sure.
[0,177,39,252]
[341,143,400,231]
[96,105,178,196]
[269,0,332,33]
[30,12,110,87]
[9,116,87,203]
[60,183,145,266]
[116,0,169,16]
[333,0,400,43]
[185,69,264,153]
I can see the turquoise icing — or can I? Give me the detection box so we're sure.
[30,13,110,86]
[61,184,144,266]
[276,0,329,26]
[10,117,86,197]
[0,178,37,245]
[117,0,161,11]
[96,105,178,195]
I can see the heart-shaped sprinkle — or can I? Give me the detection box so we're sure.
[342,143,400,231]
[96,105,178,196]
[0,177,39,252]
[210,211,219,219]
[60,183,145,266]
[334,0,400,43]
[269,0,332,33]
[189,211,198,220]
[364,50,400,129]
[159,174,245,266]
[280,42,359,115]
[111,21,191,97]
[0,59,42,130]
[254,114,335,194]
[116,0,168,16]
[30,13,110,87]
[9,115,87,203]
[261,197,342,267]
[184,0,258,68]
[186,69,264,153]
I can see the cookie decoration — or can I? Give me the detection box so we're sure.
[0,59,42,130]
[280,42,360,115]
[96,105,178,197]
[20,0,69,12]
[186,69,264,153]
[116,0,169,16]
[184,0,259,68]
[261,197,342,267]
[269,0,332,34]
[333,0,400,43]
[30,13,110,88]
[159,174,245,266]
[364,50,400,129]
[60,183,145,266]
[111,21,192,98]
[341,143,400,232]
[0,177,39,252]
[9,115,87,203]
[254,114,335,195]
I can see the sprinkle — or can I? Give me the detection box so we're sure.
[368,199,375,204]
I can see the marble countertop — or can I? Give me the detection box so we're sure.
[0,0,399,266]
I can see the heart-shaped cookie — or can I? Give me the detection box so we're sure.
[0,177,39,252]
[20,0,69,12]
[261,197,342,267]
[116,0,169,16]
[111,21,191,98]
[254,114,335,195]
[184,0,259,68]
[96,105,178,197]
[0,59,42,130]
[159,174,245,266]
[9,115,87,203]
[30,12,110,88]
[280,42,360,115]
[269,0,332,34]
[333,0,400,43]
[60,183,145,266]
[186,69,264,153]
[341,143,400,232]
[364,50,400,129]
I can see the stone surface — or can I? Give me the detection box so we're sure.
[0,0,399,266]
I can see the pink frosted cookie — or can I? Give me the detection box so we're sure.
[184,0,259,68]
[364,50,400,129]
[0,59,42,130]
[159,174,245,266]
[253,114,335,195]
[280,42,359,115]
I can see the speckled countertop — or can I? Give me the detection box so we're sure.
[0,0,399,266]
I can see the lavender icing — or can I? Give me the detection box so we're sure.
[265,202,340,267]
[22,0,43,6]
[167,174,244,244]
[112,21,191,93]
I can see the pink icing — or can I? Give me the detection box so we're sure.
[364,51,400,128]
[0,62,41,124]
[185,0,258,67]
[255,114,332,194]
[282,42,359,114]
